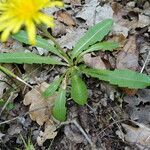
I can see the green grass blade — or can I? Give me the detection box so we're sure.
[71,19,113,59]
[0,52,66,65]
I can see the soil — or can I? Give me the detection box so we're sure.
[0,0,150,150]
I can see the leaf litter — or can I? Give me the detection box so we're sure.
[0,0,150,149]
[23,82,58,145]
[117,121,150,149]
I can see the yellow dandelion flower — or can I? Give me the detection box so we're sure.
[0,0,63,45]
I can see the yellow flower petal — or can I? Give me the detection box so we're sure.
[25,20,36,45]
[12,20,24,33]
[37,12,54,28]
[47,1,64,7]
[1,27,13,42]
[0,0,64,45]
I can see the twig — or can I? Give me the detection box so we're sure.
[72,119,96,149]
[140,50,150,73]
[0,116,20,125]
[0,65,45,97]
[0,105,48,126]
[0,79,14,89]
[98,119,126,136]
[86,104,98,120]
[0,92,15,116]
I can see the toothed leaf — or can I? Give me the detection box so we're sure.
[71,74,88,105]
[53,89,67,121]
[71,19,113,58]
[81,68,150,89]
[0,52,65,65]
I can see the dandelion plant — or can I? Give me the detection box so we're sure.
[0,0,150,122]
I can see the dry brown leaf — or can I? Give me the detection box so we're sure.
[63,0,70,3]
[24,82,58,145]
[138,14,150,28]
[57,28,86,49]
[64,124,85,144]
[76,2,113,26]
[109,34,126,48]
[83,54,106,69]
[122,122,150,149]
[23,82,55,126]
[52,20,67,37]
[37,120,57,146]
[116,36,139,95]
[116,36,139,71]
[0,132,5,140]
[70,0,81,5]
[112,2,140,37]
[121,88,138,96]
[56,11,76,26]
[0,72,7,99]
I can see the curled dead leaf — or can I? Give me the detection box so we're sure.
[138,14,150,28]
[37,120,57,146]
[70,0,81,5]
[56,11,76,26]
[83,54,106,69]
[116,36,139,70]
[23,82,56,126]
[116,36,139,71]
[116,36,139,95]
[122,122,150,149]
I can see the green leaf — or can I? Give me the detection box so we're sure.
[12,30,62,57]
[43,77,62,98]
[0,99,14,110]
[0,52,66,65]
[0,99,4,106]
[6,102,15,110]
[71,74,88,105]
[81,68,150,89]
[82,41,119,55]
[71,19,113,58]
[53,88,67,121]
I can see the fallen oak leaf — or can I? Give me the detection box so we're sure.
[122,122,150,148]
[0,132,5,140]
[83,53,106,69]
[116,36,139,71]
[37,120,57,146]
[70,0,81,5]
[55,10,76,26]
[24,82,58,145]
[116,36,139,95]
[138,14,150,28]
[23,82,56,126]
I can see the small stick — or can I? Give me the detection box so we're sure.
[98,119,126,136]
[0,116,20,125]
[140,50,150,73]
[86,104,98,120]
[0,92,14,116]
[0,105,49,126]
[72,119,96,149]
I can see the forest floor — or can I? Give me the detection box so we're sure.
[0,0,150,149]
